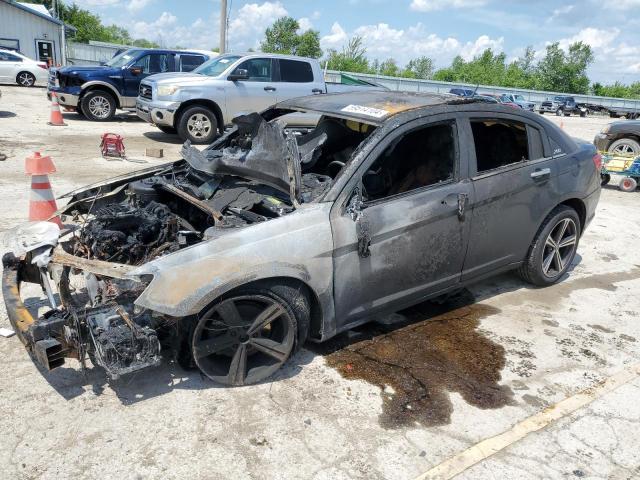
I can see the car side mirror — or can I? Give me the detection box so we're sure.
[129,66,143,75]
[346,188,371,258]
[228,68,249,81]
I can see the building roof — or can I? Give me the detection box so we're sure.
[3,0,64,26]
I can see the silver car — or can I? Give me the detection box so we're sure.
[3,91,601,386]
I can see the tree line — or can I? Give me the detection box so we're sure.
[262,16,639,98]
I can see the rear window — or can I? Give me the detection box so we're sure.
[471,119,529,173]
[279,59,313,83]
[180,55,205,72]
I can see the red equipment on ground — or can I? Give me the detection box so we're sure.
[100,133,126,159]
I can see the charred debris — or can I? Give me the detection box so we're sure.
[20,113,374,378]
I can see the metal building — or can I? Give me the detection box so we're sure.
[0,0,71,65]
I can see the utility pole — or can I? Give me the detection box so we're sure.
[219,0,227,53]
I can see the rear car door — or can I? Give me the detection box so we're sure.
[275,59,324,101]
[224,57,278,118]
[460,113,558,281]
[331,115,474,327]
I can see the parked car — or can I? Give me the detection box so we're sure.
[500,93,536,111]
[136,53,386,144]
[3,91,601,386]
[539,96,587,117]
[0,48,48,87]
[482,93,519,108]
[449,88,475,97]
[594,120,640,155]
[47,48,213,121]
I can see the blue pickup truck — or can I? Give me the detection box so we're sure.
[47,48,212,121]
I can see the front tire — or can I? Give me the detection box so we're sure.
[518,206,581,286]
[16,71,35,87]
[191,283,310,386]
[177,106,218,144]
[81,90,116,121]
[609,138,640,156]
[556,108,563,116]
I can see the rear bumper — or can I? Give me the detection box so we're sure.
[583,186,601,232]
[594,133,611,152]
[539,105,556,113]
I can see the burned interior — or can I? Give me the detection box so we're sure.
[4,109,376,380]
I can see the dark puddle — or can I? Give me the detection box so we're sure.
[309,292,514,429]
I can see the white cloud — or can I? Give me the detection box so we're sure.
[557,27,620,52]
[322,21,503,66]
[410,0,487,12]
[297,17,313,33]
[601,0,640,9]
[129,12,217,48]
[228,1,288,50]
[127,0,154,13]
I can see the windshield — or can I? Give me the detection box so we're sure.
[514,94,525,101]
[194,55,242,77]
[106,49,141,68]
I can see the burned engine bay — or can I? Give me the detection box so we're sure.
[14,112,375,379]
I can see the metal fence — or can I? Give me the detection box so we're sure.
[325,70,640,111]
[66,41,128,65]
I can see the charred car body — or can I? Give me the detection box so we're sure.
[3,91,601,386]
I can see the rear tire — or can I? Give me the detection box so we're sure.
[619,177,638,192]
[556,108,563,116]
[601,173,611,186]
[517,206,581,286]
[190,282,310,386]
[177,106,218,144]
[16,71,35,87]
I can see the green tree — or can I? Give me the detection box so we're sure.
[379,58,399,77]
[536,42,594,94]
[261,16,322,58]
[402,56,434,79]
[325,36,370,73]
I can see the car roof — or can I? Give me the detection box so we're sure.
[277,91,467,125]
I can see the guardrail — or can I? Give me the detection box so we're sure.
[325,70,640,111]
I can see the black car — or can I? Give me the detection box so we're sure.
[594,120,640,155]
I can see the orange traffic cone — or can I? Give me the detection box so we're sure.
[47,93,67,126]
[25,152,62,227]
[560,119,565,130]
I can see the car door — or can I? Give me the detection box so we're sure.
[274,58,324,101]
[0,51,21,81]
[331,115,474,327]
[460,113,558,281]
[223,57,278,119]
[123,53,174,98]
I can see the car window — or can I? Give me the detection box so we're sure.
[133,53,172,74]
[362,122,456,203]
[528,126,545,159]
[279,59,313,83]
[0,52,21,62]
[515,94,525,101]
[179,55,205,72]
[471,119,529,173]
[195,55,241,76]
[234,58,272,82]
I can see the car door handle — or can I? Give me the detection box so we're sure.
[264,86,276,92]
[312,88,324,94]
[441,193,468,221]
[531,168,551,180]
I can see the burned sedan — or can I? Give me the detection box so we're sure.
[2,91,601,386]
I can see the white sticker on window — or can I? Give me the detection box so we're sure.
[341,104,389,118]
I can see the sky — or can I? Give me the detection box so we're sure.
[70,0,640,84]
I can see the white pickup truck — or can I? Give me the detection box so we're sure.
[136,53,385,143]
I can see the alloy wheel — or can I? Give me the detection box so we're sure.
[612,143,636,154]
[542,218,578,278]
[192,295,295,386]
[186,113,212,139]
[88,95,112,119]
[18,72,34,86]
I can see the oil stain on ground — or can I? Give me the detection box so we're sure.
[311,292,514,429]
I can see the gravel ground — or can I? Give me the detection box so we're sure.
[0,85,639,480]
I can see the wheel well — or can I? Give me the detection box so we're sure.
[16,70,34,77]
[218,277,324,341]
[611,134,640,146]
[80,85,121,108]
[175,99,224,133]
[560,198,586,232]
